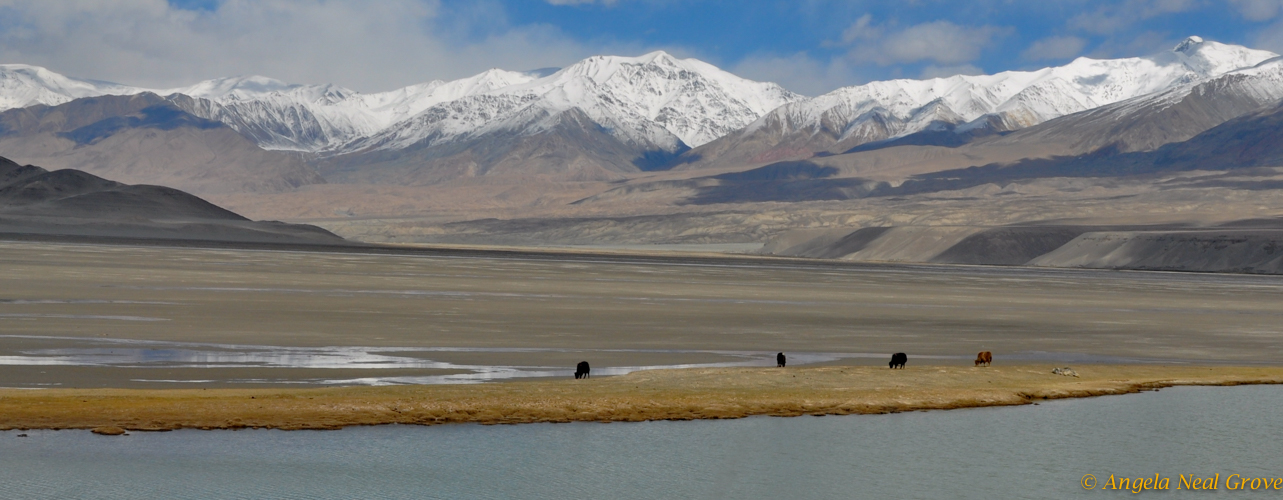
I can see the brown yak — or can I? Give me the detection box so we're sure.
[975,351,993,367]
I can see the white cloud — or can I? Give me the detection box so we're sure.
[1086,31,1180,58]
[1021,36,1088,60]
[1253,18,1283,51]
[846,20,1010,66]
[919,64,984,79]
[731,52,859,96]
[1069,0,1203,35]
[0,0,610,92]
[1228,0,1283,20]
[839,14,879,44]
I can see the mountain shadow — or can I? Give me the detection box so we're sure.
[685,161,878,205]
[843,118,1008,155]
[58,105,223,146]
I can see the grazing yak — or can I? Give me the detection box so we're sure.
[777,352,786,367]
[574,361,590,379]
[889,352,907,369]
[975,351,993,367]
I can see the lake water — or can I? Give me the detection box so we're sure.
[2,386,1281,499]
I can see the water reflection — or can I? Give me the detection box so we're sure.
[0,335,892,385]
[0,335,1198,387]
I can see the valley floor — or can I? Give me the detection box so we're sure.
[3,239,1283,430]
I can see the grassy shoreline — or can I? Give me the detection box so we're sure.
[2,365,1281,434]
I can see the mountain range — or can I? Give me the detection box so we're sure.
[3,36,1275,188]
[681,36,1277,170]
[3,35,1283,274]
[0,51,801,184]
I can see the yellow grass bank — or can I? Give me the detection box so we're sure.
[2,365,1281,433]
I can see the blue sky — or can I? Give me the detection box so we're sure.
[480,0,1283,93]
[2,0,1281,95]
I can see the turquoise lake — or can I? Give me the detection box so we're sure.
[2,385,1281,499]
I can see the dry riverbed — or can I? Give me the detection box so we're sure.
[2,365,1281,433]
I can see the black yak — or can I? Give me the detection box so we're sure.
[575,361,590,379]
[889,352,907,369]
[777,352,786,367]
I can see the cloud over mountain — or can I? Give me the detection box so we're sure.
[840,17,1011,66]
[0,0,601,93]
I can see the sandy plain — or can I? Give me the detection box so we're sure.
[1,239,1282,429]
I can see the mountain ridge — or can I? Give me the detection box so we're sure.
[674,36,1279,170]
[0,51,801,157]
[1,37,1280,189]
[0,93,326,195]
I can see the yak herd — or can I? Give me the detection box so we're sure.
[573,351,998,378]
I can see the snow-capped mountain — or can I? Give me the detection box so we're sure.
[1,37,1278,183]
[0,64,144,110]
[317,52,804,184]
[0,52,799,158]
[679,36,1280,169]
[337,51,803,157]
[166,69,543,151]
[992,55,1283,155]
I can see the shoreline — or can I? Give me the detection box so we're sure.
[2,365,1281,433]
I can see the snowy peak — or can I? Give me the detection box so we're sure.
[736,36,1278,152]
[357,68,535,112]
[637,50,681,65]
[335,50,804,158]
[1174,35,1205,53]
[491,50,803,147]
[3,37,1278,175]
[550,51,689,82]
[543,50,798,115]
[168,75,298,100]
[0,64,142,109]
[168,76,362,107]
[1167,35,1278,77]
[165,68,543,152]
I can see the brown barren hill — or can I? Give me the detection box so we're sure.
[1,365,1280,432]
